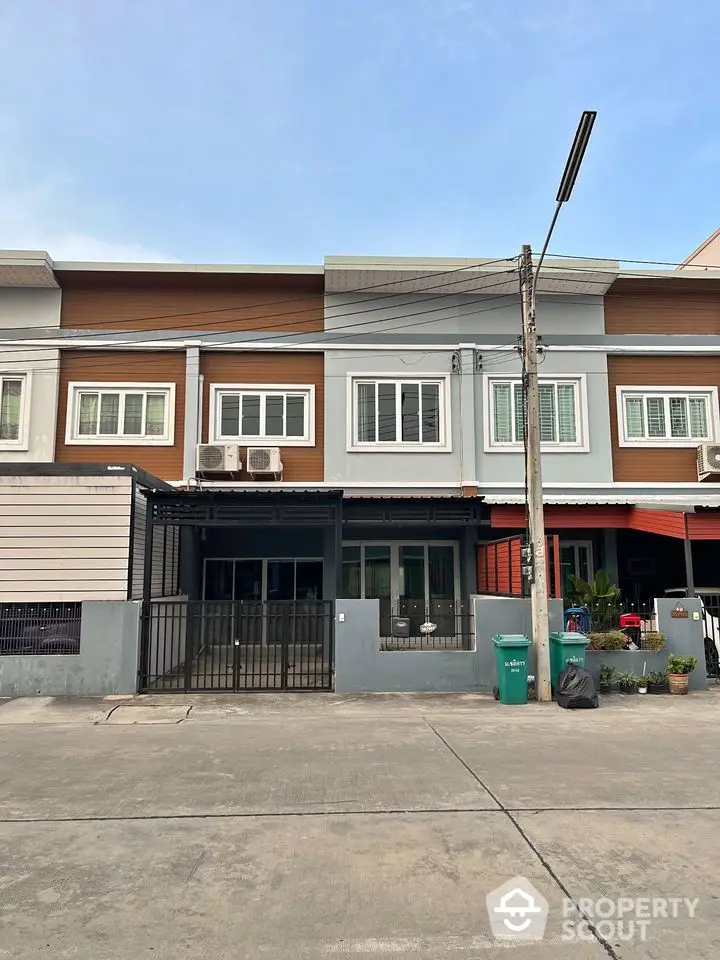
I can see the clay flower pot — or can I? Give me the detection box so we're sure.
[667,673,690,695]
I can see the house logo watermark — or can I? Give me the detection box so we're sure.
[486,876,699,943]
[486,876,549,941]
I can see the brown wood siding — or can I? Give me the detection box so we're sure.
[55,351,185,480]
[608,356,720,481]
[605,279,720,334]
[57,272,323,333]
[200,352,324,482]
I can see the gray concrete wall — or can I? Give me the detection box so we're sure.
[657,598,708,690]
[0,601,140,697]
[324,292,605,336]
[335,596,564,693]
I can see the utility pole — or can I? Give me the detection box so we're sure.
[519,110,597,703]
[520,244,551,702]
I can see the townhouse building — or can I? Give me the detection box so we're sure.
[0,249,718,693]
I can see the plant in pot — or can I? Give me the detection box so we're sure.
[599,663,616,694]
[636,675,649,695]
[616,670,638,695]
[647,669,669,693]
[643,632,665,652]
[666,655,697,695]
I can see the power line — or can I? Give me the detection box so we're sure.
[0,273,526,374]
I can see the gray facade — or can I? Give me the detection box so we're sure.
[323,290,612,490]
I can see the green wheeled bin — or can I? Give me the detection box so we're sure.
[549,631,589,692]
[492,634,531,705]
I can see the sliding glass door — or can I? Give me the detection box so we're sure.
[341,541,459,634]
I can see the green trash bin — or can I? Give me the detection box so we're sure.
[492,634,531,705]
[549,631,589,691]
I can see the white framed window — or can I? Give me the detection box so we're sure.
[66,382,175,445]
[617,386,720,447]
[347,376,450,451]
[484,376,588,452]
[209,384,315,446]
[0,373,29,450]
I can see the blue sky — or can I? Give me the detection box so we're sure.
[1,0,719,265]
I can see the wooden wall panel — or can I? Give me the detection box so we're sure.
[57,272,323,333]
[605,280,720,334]
[608,356,720,481]
[55,350,186,481]
[200,352,324,482]
[0,475,132,601]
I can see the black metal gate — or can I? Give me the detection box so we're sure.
[139,600,334,692]
[702,593,720,680]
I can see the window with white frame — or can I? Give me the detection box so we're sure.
[0,374,27,446]
[67,384,174,444]
[488,377,584,448]
[211,386,314,444]
[617,388,718,446]
[351,378,446,448]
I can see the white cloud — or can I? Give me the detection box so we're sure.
[0,163,175,263]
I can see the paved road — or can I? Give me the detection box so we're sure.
[0,691,718,959]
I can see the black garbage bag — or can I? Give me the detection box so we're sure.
[556,662,598,709]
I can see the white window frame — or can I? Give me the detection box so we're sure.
[483,375,589,453]
[65,382,175,446]
[209,383,315,446]
[616,386,720,448]
[346,374,452,452]
[0,372,30,451]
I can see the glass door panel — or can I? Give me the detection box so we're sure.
[204,560,234,601]
[234,560,262,601]
[341,546,361,599]
[428,545,456,635]
[267,561,295,601]
[296,561,323,601]
[399,545,426,629]
[365,545,391,637]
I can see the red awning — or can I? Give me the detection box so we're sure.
[490,504,720,541]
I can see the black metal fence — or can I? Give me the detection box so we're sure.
[0,603,82,656]
[379,603,474,651]
[139,599,334,692]
[701,594,720,680]
[581,606,659,650]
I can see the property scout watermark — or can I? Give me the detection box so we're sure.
[485,876,699,943]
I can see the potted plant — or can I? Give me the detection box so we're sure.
[647,669,668,694]
[666,655,697,695]
[643,632,665,652]
[599,663,616,694]
[588,631,628,651]
[637,675,649,695]
[616,670,638,694]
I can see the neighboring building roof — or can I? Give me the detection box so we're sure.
[680,228,720,269]
[0,462,173,489]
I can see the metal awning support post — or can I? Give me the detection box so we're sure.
[684,514,696,598]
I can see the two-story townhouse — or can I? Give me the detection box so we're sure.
[320,256,626,640]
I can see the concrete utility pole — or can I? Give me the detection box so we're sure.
[519,110,597,703]
[520,244,551,702]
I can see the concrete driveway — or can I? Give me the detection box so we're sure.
[0,691,718,959]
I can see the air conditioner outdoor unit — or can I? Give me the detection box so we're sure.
[247,446,283,478]
[697,443,720,480]
[196,443,240,473]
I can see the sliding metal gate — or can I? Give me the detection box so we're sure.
[139,600,334,692]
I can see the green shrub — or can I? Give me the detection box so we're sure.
[643,632,665,652]
[616,670,637,689]
[648,670,668,685]
[588,631,627,651]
